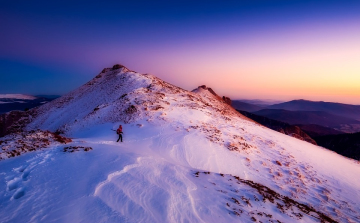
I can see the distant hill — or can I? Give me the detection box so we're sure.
[296,124,344,138]
[235,99,283,106]
[35,95,61,99]
[314,132,360,161]
[0,94,37,100]
[0,94,57,114]
[237,110,317,145]
[231,101,263,112]
[268,99,360,121]
[253,109,360,132]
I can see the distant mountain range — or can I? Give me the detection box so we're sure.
[232,99,360,133]
[35,95,61,99]
[253,109,360,132]
[234,99,360,161]
[234,99,283,106]
[0,94,59,114]
[231,101,264,112]
[268,99,360,121]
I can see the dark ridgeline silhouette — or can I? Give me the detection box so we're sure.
[253,109,360,133]
[268,99,360,121]
[314,132,360,161]
[231,100,264,112]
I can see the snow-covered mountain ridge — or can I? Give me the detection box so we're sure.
[26,64,247,135]
[0,65,359,222]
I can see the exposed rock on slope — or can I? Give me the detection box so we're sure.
[0,130,71,160]
[0,110,35,137]
[222,96,232,106]
[192,85,232,105]
[282,126,317,145]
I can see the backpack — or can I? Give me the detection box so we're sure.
[116,127,122,134]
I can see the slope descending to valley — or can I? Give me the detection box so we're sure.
[314,132,360,161]
[237,109,317,145]
[0,65,360,223]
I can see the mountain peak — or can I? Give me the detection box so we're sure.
[96,64,134,78]
[193,85,218,97]
[111,63,133,73]
[22,69,242,135]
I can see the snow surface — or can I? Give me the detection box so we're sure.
[0,94,37,100]
[1,67,360,222]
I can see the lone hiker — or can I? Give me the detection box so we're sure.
[116,125,123,142]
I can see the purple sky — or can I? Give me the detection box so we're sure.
[1,0,360,104]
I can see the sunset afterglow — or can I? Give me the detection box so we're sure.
[1,0,360,104]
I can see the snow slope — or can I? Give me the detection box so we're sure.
[1,65,360,223]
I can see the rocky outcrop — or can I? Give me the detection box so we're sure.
[194,85,232,105]
[222,96,231,106]
[283,126,317,145]
[112,64,132,73]
[0,130,72,160]
[0,110,34,137]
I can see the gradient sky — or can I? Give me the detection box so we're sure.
[1,0,360,104]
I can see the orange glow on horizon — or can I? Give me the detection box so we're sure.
[139,22,360,105]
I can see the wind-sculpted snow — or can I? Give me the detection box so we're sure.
[94,157,202,223]
[0,66,360,222]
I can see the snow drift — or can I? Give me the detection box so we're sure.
[0,65,359,223]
